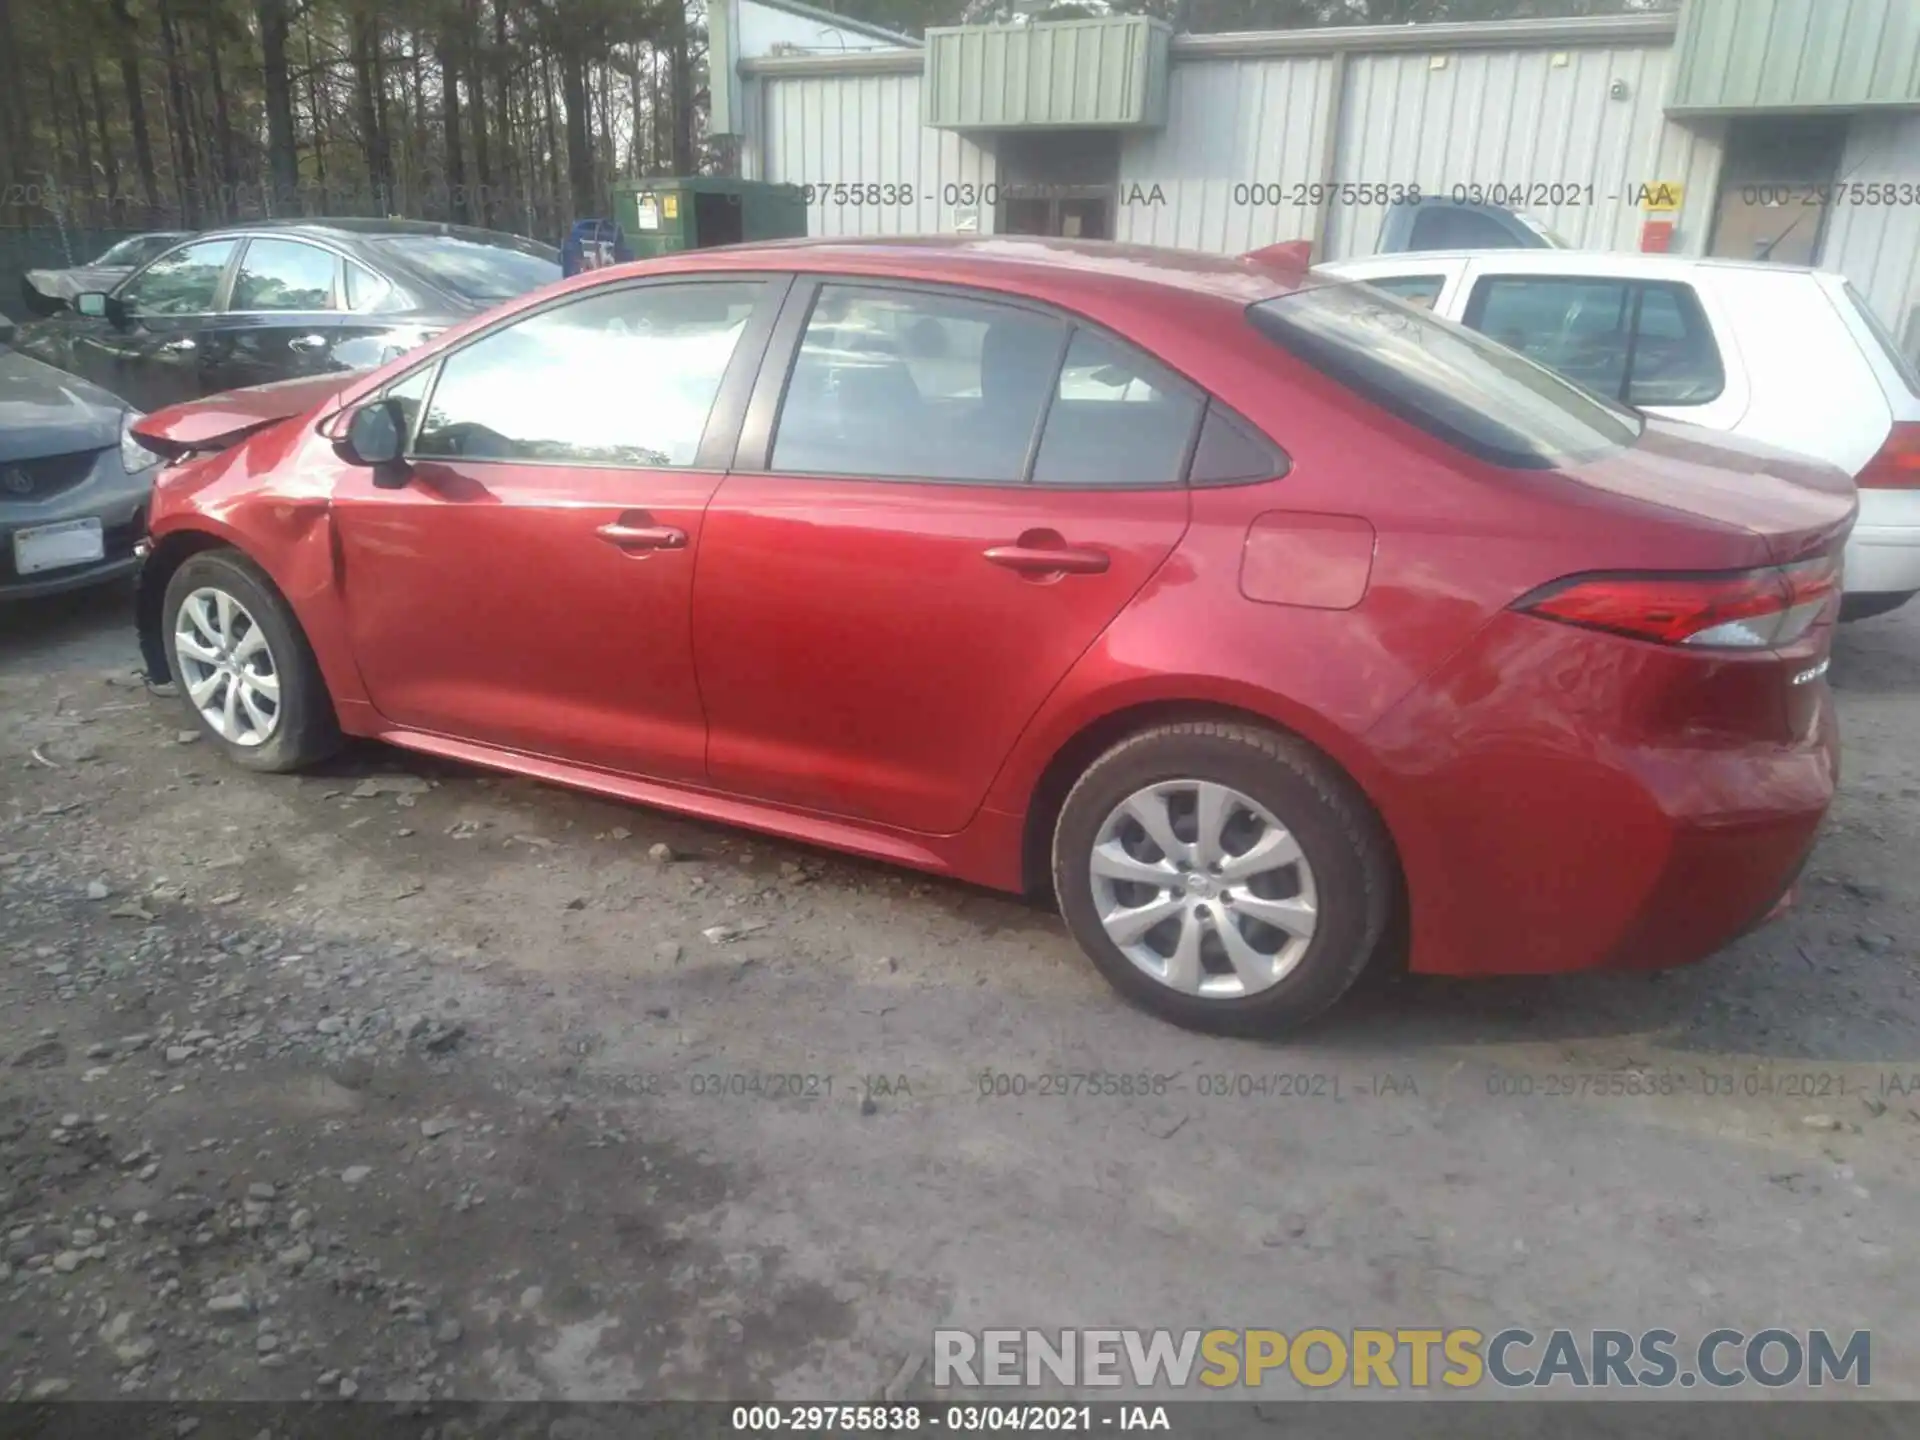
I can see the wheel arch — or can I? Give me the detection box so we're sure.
[136,529,236,683]
[1016,696,1408,935]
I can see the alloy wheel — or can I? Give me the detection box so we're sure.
[174,586,281,747]
[1088,779,1318,998]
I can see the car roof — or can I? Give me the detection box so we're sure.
[1320,249,1832,281]
[194,217,548,248]
[647,235,1308,306]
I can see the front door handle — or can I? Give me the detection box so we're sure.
[287,333,329,354]
[984,541,1110,576]
[597,520,687,552]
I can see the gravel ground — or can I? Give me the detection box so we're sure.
[1,580,1917,1405]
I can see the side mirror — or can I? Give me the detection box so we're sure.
[74,292,110,319]
[340,398,411,488]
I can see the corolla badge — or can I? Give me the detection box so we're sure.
[1,467,33,496]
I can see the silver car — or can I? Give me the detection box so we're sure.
[0,312,159,600]
[19,231,192,316]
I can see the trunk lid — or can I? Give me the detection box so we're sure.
[1570,418,1858,566]
[130,372,351,460]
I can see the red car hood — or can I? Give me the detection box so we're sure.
[130,372,351,460]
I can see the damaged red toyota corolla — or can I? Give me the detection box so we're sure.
[127,237,1855,1034]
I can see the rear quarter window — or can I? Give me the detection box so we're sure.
[1844,283,1920,399]
[1364,274,1447,310]
[1248,281,1642,469]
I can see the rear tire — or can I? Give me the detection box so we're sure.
[1052,722,1392,1036]
[162,549,340,773]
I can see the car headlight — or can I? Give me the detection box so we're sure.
[120,411,161,474]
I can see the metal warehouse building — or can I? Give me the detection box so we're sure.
[707,0,1920,356]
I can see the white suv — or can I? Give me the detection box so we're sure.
[1317,250,1920,620]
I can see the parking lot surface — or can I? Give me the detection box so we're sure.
[2,583,1917,1402]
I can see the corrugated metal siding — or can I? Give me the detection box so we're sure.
[1671,0,1920,113]
[1114,55,1333,252]
[1820,111,1920,355]
[925,18,1170,130]
[1323,43,1723,259]
[745,72,998,237]
[747,47,1724,257]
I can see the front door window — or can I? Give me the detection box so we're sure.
[116,239,238,317]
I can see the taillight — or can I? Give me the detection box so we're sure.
[1517,556,1841,649]
[1859,422,1920,489]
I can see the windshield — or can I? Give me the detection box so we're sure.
[1515,212,1573,249]
[1248,281,1643,469]
[371,234,562,304]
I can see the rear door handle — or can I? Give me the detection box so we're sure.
[157,338,197,355]
[597,521,687,552]
[984,543,1110,576]
[287,333,329,354]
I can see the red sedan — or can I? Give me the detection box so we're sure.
[128,237,1854,1034]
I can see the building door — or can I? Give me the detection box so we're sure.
[996,132,1120,240]
[1707,117,1849,265]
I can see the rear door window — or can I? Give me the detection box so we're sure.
[231,238,340,312]
[1033,330,1203,487]
[1465,275,1724,408]
[770,284,1068,483]
[1468,276,1633,399]
[1249,281,1642,469]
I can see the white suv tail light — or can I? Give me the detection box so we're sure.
[1859,421,1920,490]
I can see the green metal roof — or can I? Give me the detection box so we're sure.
[1669,0,1920,113]
[924,16,1172,131]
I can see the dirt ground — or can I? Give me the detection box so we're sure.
[1,580,1917,1406]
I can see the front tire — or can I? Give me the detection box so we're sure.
[1052,722,1392,1036]
[162,549,340,773]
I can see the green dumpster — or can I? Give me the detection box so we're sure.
[611,178,808,259]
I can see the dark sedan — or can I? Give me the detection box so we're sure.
[13,219,561,413]
[0,312,157,600]
[19,231,193,316]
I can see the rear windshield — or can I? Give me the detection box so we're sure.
[370,234,561,304]
[1248,281,1643,469]
[1844,283,1920,399]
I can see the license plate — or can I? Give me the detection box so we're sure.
[13,517,105,575]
